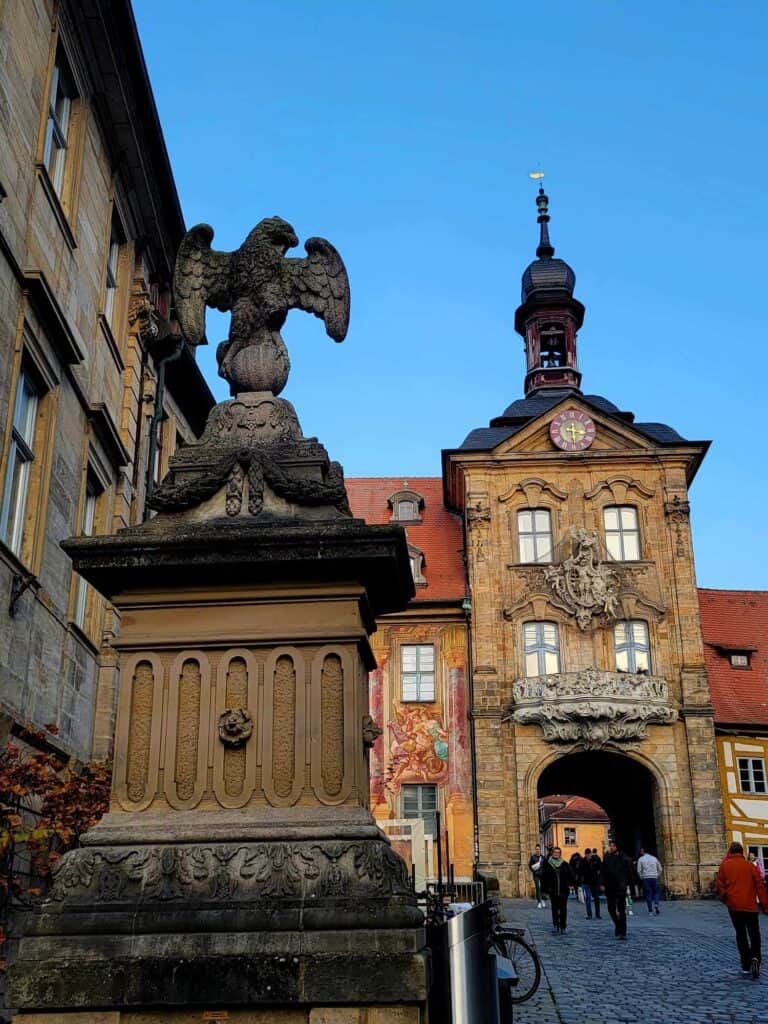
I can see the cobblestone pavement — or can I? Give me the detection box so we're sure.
[502,896,768,1024]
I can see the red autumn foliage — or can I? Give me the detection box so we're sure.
[0,726,111,971]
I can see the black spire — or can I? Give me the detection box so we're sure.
[535,187,555,259]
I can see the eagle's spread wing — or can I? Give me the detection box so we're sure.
[173,224,233,346]
[283,238,350,342]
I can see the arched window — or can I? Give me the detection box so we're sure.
[524,621,561,677]
[614,620,651,673]
[603,506,641,561]
[388,488,424,523]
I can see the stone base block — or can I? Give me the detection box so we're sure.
[16,1008,422,1024]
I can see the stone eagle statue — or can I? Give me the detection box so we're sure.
[173,217,350,395]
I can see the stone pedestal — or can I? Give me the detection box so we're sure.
[9,396,427,1019]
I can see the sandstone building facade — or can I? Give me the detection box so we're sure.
[0,0,213,763]
[350,188,727,896]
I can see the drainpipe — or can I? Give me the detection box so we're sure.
[463,592,481,881]
[143,336,183,520]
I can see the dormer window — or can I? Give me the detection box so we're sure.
[730,653,751,669]
[408,544,427,587]
[388,487,424,523]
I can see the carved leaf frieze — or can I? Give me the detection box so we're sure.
[48,839,413,905]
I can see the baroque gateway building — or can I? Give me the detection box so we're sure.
[348,188,725,896]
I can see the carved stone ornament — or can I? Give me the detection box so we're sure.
[218,708,253,748]
[47,839,413,907]
[543,527,621,630]
[507,668,678,749]
[664,495,691,558]
[173,217,350,395]
[128,287,160,343]
[146,392,351,518]
[362,714,383,749]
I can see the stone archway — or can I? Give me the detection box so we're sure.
[537,750,661,857]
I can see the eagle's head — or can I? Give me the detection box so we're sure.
[255,216,299,255]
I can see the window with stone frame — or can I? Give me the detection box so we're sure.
[614,620,651,674]
[523,621,561,677]
[43,45,78,198]
[563,827,577,846]
[401,783,438,836]
[72,473,102,632]
[517,508,553,564]
[603,505,641,561]
[401,644,435,701]
[103,213,125,329]
[738,757,767,795]
[1,369,42,557]
[388,488,424,523]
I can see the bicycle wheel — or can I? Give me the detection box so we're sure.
[495,932,542,1004]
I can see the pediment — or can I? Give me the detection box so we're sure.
[492,399,657,458]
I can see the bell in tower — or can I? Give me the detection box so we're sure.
[515,185,585,395]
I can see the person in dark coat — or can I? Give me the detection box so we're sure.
[602,840,629,938]
[585,848,603,919]
[569,851,583,897]
[542,846,576,934]
[528,844,546,907]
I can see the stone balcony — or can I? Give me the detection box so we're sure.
[506,668,678,748]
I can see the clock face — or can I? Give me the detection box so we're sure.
[550,409,596,452]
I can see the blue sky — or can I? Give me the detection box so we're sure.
[134,0,767,589]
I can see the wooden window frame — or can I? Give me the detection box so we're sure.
[603,505,641,562]
[517,508,553,564]
[523,621,561,677]
[401,643,435,702]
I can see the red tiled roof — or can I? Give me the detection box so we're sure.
[699,589,768,726]
[540,795,610,823]
[346,477,465,602]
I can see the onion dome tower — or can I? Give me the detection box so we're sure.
[515,187,585,396]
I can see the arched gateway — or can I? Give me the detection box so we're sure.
[538,750,660,859]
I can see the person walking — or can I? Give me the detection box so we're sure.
[717,841,768,979]
[579,848,595,918]
[528,844,546,908]
[585,848,602,919]
[542,846,575,935]
[602,840,629,939]
[569,851,583,900]
[637,847,663,915]
[748,850,766,883]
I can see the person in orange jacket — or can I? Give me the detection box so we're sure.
[716,841,768,978]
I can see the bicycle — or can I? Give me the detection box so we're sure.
[490,923,542,1004]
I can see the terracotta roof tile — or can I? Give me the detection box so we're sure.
[540,794,610,823]
[699,589,768,726]
[346,477,465,602]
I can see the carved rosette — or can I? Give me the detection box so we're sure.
[507,668,678,749]
[217,708,253,748]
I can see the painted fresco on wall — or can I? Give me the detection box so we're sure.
[446,647,470,800]
[369,652,388,805]
[386,702,449,791]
